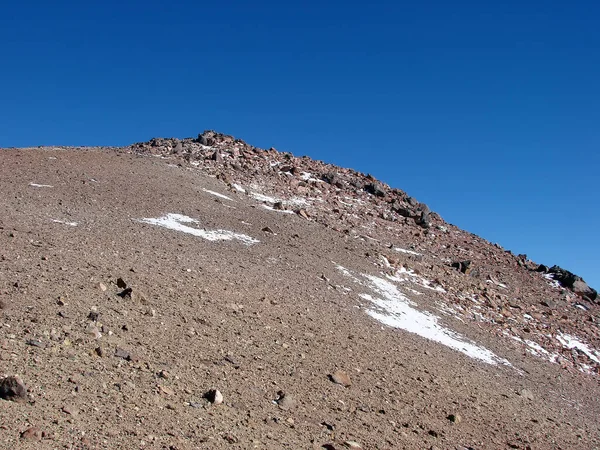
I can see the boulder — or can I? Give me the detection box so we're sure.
[365,182,386,197]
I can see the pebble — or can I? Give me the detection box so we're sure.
[62,405,77,416]
[447,413,462,423]
[0,375,27,402]
[20,427,43,441]
[86,324,102,339]
[205,389,223,405]
[276,391,296,410]
[344,441,363,449]
[518,389,534,400]
[114,347,131,360]
[330,370,352,387]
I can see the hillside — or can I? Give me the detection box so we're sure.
[1,131,599,449]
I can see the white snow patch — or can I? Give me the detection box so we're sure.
[261,205,294,214]
[486,279,508,289]
[524,340,559,362]
[52,219,78,227]
[394,248,421,256]
[300,172,323,183]
[138,213,259,245]
[251,192,280,204]
[393,267,446,293]
[29,183,53,188]
[202,188,234,201]
[336,265,511,366]
[543,273,561,289]
[249,190,309,208]
[556,333,600,364]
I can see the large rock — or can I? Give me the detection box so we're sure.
[0,376,27,402]
[541,265,597,302]
[364,181,386,197]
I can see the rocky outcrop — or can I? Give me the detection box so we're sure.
[538,265,598,302]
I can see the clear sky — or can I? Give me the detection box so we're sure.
[1,1,598,289]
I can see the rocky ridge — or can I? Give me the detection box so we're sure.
[132,130,600,375]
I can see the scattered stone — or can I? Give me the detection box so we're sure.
[296,209,310,219]
[344,441,363,449]
[118,287,133,298]
[114,347,131,360]
[86,324,102,339]
[116,278,127,289]
[330,370,351,387]
[20,427,43,441]
[25,339,45,348]
[98,282,107,292]
[94,346,104,357]
[211,150,223,163]
[365,181,386,197]
[88,307,99,321]
[262,226,275,234]
[204,389,223,405]
[276,391,296,410]
[518,389,534,400]
[159,385,175,396]
[62,405,77,416]
[0,375,27,402]
[451,260,472,274]
[540,265,598,301]
[447,413,462,423]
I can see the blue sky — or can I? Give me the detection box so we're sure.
[1,1,598,289]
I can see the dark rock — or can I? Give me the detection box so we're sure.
[546,266,597,301]
[322,172,339,185]
[365,182,386,197]
[451,260,472,274]
[118,288,133,298]
[416,211,431,229]
[0,376,27,402]
[116,278,127,289]
[204,389,223,404]
[25,339,45,348]
[393,206,412,218]
[196,131,216,146]
[417,203,431,215]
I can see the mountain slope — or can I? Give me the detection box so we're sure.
[0,134,599,449]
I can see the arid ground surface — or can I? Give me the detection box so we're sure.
[1,137,599,449]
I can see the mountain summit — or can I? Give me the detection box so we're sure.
[1,132,599,449]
